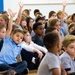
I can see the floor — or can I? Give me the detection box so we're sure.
[27,70,37,75]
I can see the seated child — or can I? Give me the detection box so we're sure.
[0,29,28,75]
[60,35,75,75]
[37,32,66,75]
[68,23,75,34]
[20,30,47,70]
[32,22,45,47]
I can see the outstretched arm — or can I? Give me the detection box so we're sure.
[15,2,25,25]
[61,1,67,21]
[6,9,16,37]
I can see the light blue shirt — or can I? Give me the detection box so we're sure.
[0,36,22,64]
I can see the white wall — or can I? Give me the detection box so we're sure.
[4,0,75,19]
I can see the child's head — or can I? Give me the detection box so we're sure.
[63,35,75,56]
[35,16,46,27]
[23,30,31,43]
[48,11,56,19]
[43,32,62,53]
[22,9,30,17]
[71,13,75,23]
[66,15,72,25]
[0,14,9,28]
[57,10,63,19]
[0,25,6,39]
[45,26,57,34]
[34,9,40,16]
[33,22,44,36]
[20,16,27,27]
[26,17,34,29]
[68,23,75,34]
[49,19,61,32]
[11,29,24,44]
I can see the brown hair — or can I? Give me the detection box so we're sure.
[0,25,5,31]
[12,29,24,35]
[49,19,59,27]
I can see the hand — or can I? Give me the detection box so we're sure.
[19,2,25,8]
[63,1,67,7]
[37,50,43,59]
[8,9,16,17]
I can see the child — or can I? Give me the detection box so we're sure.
[37,32,66,75]
[20,30,47,70]
[68,23,75,34]
[60,35,75,75]
[0,29,28,75]
[0,25,6,41]
[0,9,16,40]
[32,22,44,47]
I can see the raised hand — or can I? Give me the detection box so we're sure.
[8,9,16,18]
[63,1,67,7]
[19,2,25,8]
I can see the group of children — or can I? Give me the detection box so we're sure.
[0,1,75,75]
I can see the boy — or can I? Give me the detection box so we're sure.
[0,29,28,75]
[37,32,66,75]
[60,35,75,75]
[32,22,44,47]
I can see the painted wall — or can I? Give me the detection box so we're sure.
[0,0,4,13]
[4,0,75,19]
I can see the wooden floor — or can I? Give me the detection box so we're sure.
[27,70,37,75]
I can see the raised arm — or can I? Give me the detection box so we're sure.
[5,9,16,37]
[15,2,25,25]
[61,1,67,21]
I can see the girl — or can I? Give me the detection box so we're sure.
[20,30,47,70]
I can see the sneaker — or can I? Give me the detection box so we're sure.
[35,57,41,69]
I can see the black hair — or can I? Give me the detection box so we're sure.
[45,26,56,34]
[70,29,75,35]
[34,9,40,15]
[71,13,75,20]
[43,32,59,50]
[33,22,42,30]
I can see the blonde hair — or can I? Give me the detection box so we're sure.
[57,10,62,18]
[63,35,75,48]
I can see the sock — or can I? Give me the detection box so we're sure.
[32,57,35,64]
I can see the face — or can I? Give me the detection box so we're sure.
[66,16,72,24]
[29,19,34,28]
[24,32,31,43]
[0,17,6,27]
[35,25,44,36]
[51,13,56,19]
[73,16,75,23]
[0,27,6,39]
[38,20,46,27]
[54,21,61,32]
[69,26,75,33]
[65,42,75,57]
[21,20,27,27]
[11,32,24,44]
